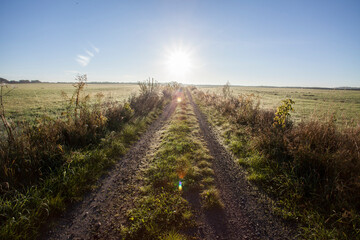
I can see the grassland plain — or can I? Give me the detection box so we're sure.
[3,83,139,123]
[199,86,360,126]
[192,87,360,239]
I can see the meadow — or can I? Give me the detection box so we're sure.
[5,84,360,127]
[3,83,140,123]
[199,86,360,126]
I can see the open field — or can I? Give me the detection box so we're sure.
[1,83,359,239]
[3,83,139,123]
[4,84,360,127]
[199,86,360,126]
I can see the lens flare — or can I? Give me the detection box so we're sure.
[178,181,182,191]
[177,97,182,103]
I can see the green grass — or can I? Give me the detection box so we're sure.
[200,188,224,209]
[122,94,222,239]
[3,83,139,123]
[199,86,360,126]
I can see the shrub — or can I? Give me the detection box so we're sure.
[105,102,134,131]
[222,81,231,99]
[273,98,295,128]
[59,75,107,147]
[0,119,64,188]
[286,120,360,208]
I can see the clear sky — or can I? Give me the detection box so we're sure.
[0,0,359,87]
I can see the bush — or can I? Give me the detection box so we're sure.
[286,120,360,208]
[105,102,134,131]
[0,119,64,188]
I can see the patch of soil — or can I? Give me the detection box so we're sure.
[186,90,298,240]
[183,190,230,240]
[43,100,177,240]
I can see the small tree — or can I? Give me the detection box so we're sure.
[222,81,231,99]
[73,74,87,121]
[273,98,295,128]
[138,78,159,96]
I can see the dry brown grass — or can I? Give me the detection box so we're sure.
[193,87,360,238]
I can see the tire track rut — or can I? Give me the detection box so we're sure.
[187,90,297,240]
[44,99,177,240]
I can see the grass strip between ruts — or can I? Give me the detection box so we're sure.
[122,94,223,240]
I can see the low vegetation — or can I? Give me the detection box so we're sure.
[192,86,360,239]
[122,91,222,239]
[199,85,360,126]
[0,82,140,126]
[0,76,175,239]
[3,78,357,239]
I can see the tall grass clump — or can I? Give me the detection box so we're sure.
[59,75,108,147]
[0,76,176,239]
[193,86,360,239]
[130,78,162,117]
[0,83,15,144]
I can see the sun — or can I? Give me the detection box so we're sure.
[166,49,193,76]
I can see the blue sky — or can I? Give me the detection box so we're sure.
[0,0,359,87]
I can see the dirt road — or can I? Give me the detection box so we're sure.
[44,91,297,240]
[44,99,177,240]
[187,90,297,239]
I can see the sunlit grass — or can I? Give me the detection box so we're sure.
[199,86,360,126]
[3,83,139,123]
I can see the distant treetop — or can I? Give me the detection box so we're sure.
[0,78,9,83]
[0,77,41,84]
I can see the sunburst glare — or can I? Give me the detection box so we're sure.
[165,46,193,77]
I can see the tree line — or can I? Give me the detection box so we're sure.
[0,77,41,84]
